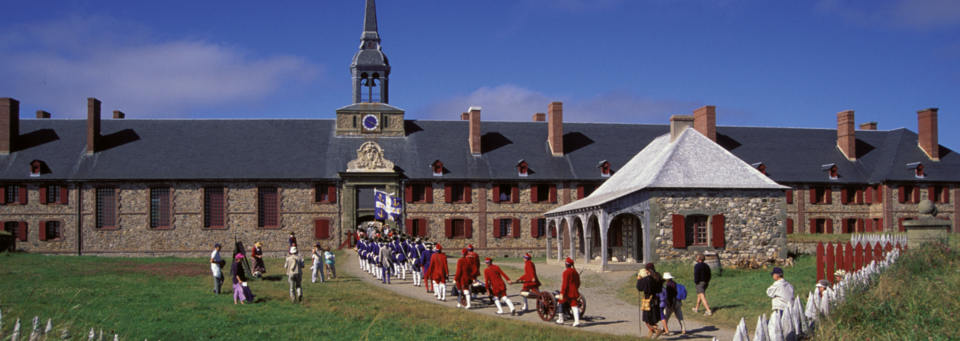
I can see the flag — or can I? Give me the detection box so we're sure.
[374,190,389,220]
[388,195,403,221]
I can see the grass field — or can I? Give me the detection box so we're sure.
[617,255,818,331]
[0,251,624,341]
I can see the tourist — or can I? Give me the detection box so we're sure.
[324,248,337,279]
[210,243,224,295]
[637,263,664,338]
[288,232,298,247]
[311,242,325,283]
[692,254,713,316]
[557,257,582,327]
[251,242,266,278]
[815,280,834,300]
[379,237,394,284]
[232,253,254,304]
[766,267,794,313]
[661,272,686,335]
[455,248,473,309]
[516,253,541,311]
[483,257,517,315]
[428,244,449,301]
[285,246,305,303]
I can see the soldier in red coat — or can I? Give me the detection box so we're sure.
[483,257,517,315]
[428,244,449,301]
[455,248,475,308]
[557,257,582,326]
[516,253,541,311]
[466,244,481,298]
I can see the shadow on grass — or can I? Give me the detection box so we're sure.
[709,304,742,313]
[261,275,284,282]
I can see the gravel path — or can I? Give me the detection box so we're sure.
[341,251,735,340]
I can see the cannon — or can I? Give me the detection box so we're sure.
[456,281,493,306]
[516,282,586,321]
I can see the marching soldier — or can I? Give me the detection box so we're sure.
[408,237,424,287]
[516,253,541,311]
[557,257,582,327]
[421,242,435,293]
[466,244,481,298]
[455,248,474,308]
[428,244,449,301]
[483,257,517,315]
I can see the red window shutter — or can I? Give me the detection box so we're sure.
[444,185,452,203]
[18,221,27,241]
[18,187,27,205]
[0,187,5,204]
[465,219,473,238]
[314,219,324,239]
[577,185,584,200]
[39,187,47,204]
[809,219,816,234]
[511,186,519,203]
[425,185,433,203]
[328,185,337,204]
[492,185,500,203]
[530,185,538,203]
[531,219,539,238]
[464,185,472,203]
[405,219,413,235]
[711,214,725,248]
[786,189,793,204]
[672,215,685,248]
[405,185,413,203]
[865,219,873,233]
[549,186,557,203]
[928,187,935,202]
[39,221,47,241]
[493,219,501,238]
[809,188,816,204]
[865,187,873,204]
[512,218,520,238]
[786,219,793,234]
[445,219,453,238]
[876,186,883,203]
[824,188,832,204]
[856,189,863,204]
[841,189,848,204]
[897,186,905,203]
[944,189,951,204]
[898,217,905,232]
[826,219,834,234]
[842,219,850,234]
[420,219,428,236]
[912,187,920,203]
[857,219,864,233]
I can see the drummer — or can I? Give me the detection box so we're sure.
[516,253,541,312]
[483,257,517,315]
[455,248,474,309]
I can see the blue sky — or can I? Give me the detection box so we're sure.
[1,0,958,148]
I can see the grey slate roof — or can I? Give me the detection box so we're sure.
[2,118,959,185]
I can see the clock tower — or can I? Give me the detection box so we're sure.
[336,0,405,137]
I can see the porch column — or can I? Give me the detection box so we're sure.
[584,215,592,265]
[545,218,552,260]
[554,218,563,262]
[600,211,611,271]
[567,215,576,262]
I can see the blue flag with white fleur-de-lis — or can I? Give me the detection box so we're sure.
[374,190,389,220]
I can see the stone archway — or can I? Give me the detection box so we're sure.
[608,213,642,263]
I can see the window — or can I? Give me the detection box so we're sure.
[258,187,279,228]
[432,160,443,176]
[96,188,116,229]
[4,221,19,240]
[204,187,225,228]
[150,188,171,229]
[498,219,511,238]
[841,187,858,204]
[899,185,920,203]
[811,186,831,204]
[685,215,708,246]
[535,218,546,237]
[814,218,826,234]
[517,161,529,176]
[499,184,512,202]
[44,185,61,204]
[451,184,464,202]
[873,218,883,232]
[44,221,61,240]
[406,184,432,203]
[411,219,423,237]
[412,184,426,202]
[315,184,336,203]
[536,184,550,202]
[931,186,948,203]
[577,184,596,200]
[5,185,19,204]
[383,115,389,128]
[843,218,856,234]
[598,161,611,177]
[452,219,465,238]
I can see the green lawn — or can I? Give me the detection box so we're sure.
[617,255,819,331]
[0,251,627,341]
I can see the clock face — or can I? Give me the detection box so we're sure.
[362,114,379,131]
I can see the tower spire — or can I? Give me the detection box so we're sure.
[361,0,380,44]
[350,0,390,104]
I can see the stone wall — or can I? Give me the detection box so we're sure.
[0,183,79,254]
[652,189,785,266]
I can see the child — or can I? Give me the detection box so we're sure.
[661,273,686,335]
[324,249,337,279]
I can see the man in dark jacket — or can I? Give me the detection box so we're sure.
[692,254,713,316]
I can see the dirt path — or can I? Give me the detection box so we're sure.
[341,251,735,340]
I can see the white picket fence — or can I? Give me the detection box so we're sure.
[730,248,902,341]
[850,233,908,250]
[0,310,136,341]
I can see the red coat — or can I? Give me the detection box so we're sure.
[455,257,473,290]
[466,252,481,279]
[517,260,541,291]
[428,252,449,283]
[483,264,512,298]
[560,267,581,305]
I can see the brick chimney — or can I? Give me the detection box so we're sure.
[461,112,469,120]
[532,113,545,122]
[918,108,939,161]
[670,115,694,142]
[113,110,125,119]
[0,98,19,154]
[837,110,856,161]
[468,106,481,155]
[693,105,716,142]
[548,102,563,156]
[87,98,101,155]
[37,110,51,119]
[859,122,877,130]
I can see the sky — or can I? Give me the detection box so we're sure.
[1,0,958,148]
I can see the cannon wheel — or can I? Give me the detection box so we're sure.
[536,292,557,321]
[576,292,587,316]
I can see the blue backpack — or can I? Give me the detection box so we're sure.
[676,284,688,301]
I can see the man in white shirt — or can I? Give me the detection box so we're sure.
[766,267,794,312]
[210,243,224,295]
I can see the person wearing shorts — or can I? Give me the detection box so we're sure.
[692,254,713,316]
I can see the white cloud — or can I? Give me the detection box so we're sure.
[0,15,321,118]
[817,0,960,30]
[417,84,741,125]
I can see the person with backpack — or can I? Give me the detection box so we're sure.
[661,273,686,335]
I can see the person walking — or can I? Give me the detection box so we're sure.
[288,232,298,248]
[251,242,266,278]
[285,246,305,303]
[210,243,225,294]
[516,253,541,311]
[483,257,517,315]
[637,263,664,339]
[427,244,449,301]
[556,257,581,327]
[661,273,686,335]
[324,248,337,279]
[311,242,326,283]
[692,254,713,316]
[766,267,794,313]
[232,254,254,304]
[455,248,474,309]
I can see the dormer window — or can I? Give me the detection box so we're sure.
[30,160,43,177]
[752,162,766,176]
[517,160,529,177]
[907,162,924,178]
[432,160,444,176]
[822,164,838,180]
[598,160,611,178]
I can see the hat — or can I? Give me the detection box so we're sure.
[523,253,531,260]
[663,272,675,280]
[565,257,574,266]
[234,253,245,259]
[816,280,831,288]
[435,244,442,251]
[645,263,656,271]
[289,232,295,236]
[255,242,262,247]
[461,248,468,255]
[467,244,474,251]
[485,257,492,264]
[771,267,784,275]
[638,269,649,278]
[214,243,221,248]
[315,242,321,247]
[290,246,298,254]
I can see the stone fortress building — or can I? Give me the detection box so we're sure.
[1,0,957,267]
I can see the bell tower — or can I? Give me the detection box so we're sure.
[337,0,405,137]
